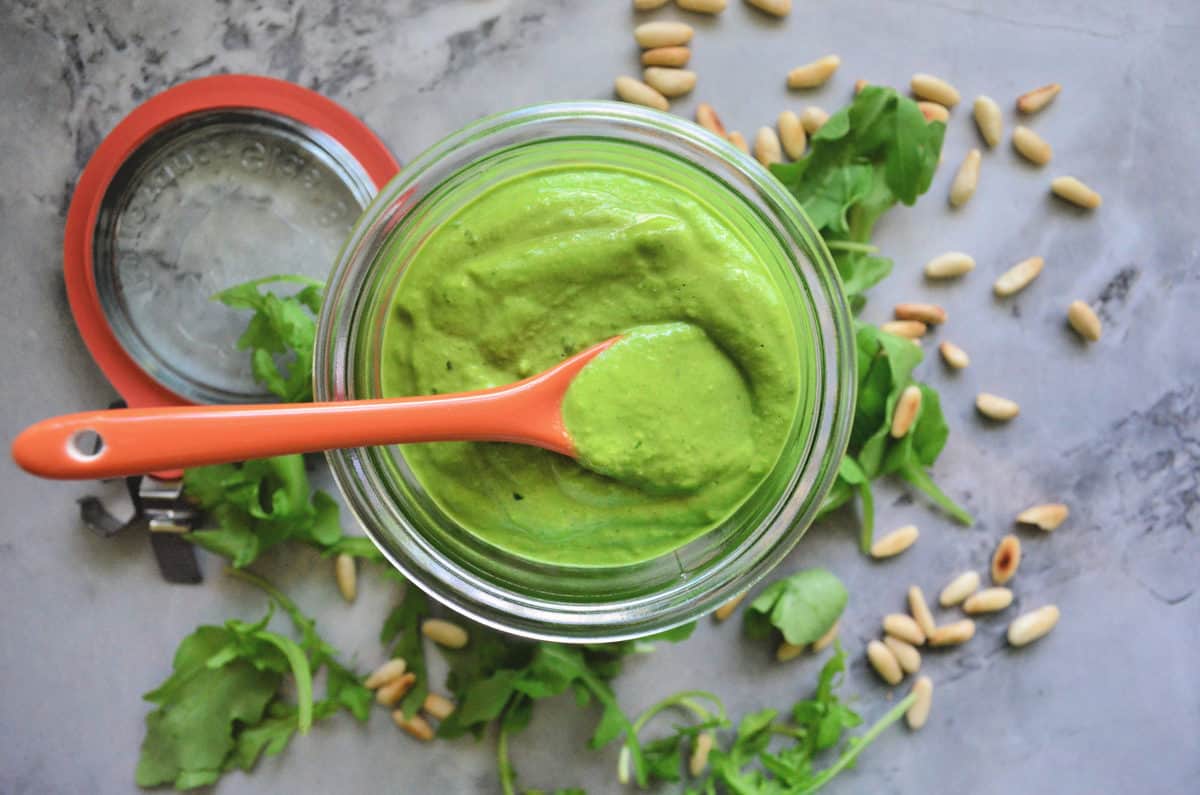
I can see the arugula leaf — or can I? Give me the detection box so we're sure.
[744,568,848,646]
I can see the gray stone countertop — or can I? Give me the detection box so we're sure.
[2,1,1198,793]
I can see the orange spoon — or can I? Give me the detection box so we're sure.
[12,337,621,481]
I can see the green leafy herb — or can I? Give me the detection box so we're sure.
[744,569,848,646]
[380,586,432,719]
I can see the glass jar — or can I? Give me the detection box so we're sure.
[315,102,854,642]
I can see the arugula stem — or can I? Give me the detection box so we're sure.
[824,240,880,254]
[856,481,876,555]
[497,721,516,795]
[573,667,648,787]
[900,464,974,525]
[221,274,325,291]
[226,567,293,609]
[798,692,917,794]
[629,690,725,735]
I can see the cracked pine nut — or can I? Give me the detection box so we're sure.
[939,341,969,369]
[643,67,696,98]
[949,149,981,207]
[696,103,726,137]
[376,672,417,706]
[883,613,927,646]
[867,640,903,685]
[800,106,829,133]
[615,76,669,111]
[1017,503,1070,531]
[423,693,456,721]
[924,251,975,279]
[1007,605,1060,646]
[963,587,1014,614]
[1012,125,1052,165]
[642,46,691,67]
[365,658,407,690]
[746,0,792,16]
[423,618,470,649]
[634,21,695,48]
[918,101,949,123]
[755,126,783,166]
[787,55,840,89]
[939,571,980,607]
[335,553,357,603]
[991,535,1022,584]
[1017,83,1062,114]
[993,256,1044,297]
[906,676,934,730]
[778,111,807,159]
[884,635,922,674]
[392,712,435,741]
[973,95,1002,147]
[908,586,937,638]
[871,524,919,558]
[895,303,947,325]
[929,619,975,646]
[890,385,922,439]
[911,73,960,106]
[1052,176,1102,209]
[976,392,1020,421]
[880,320,927,339]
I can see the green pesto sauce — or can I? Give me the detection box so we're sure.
[380,162,802,566]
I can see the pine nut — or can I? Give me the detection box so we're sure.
[884,635,922,674]
[615,76,669,111]
[642,46,691,67]
[924,251,975,279]
[1051,176,1102,209]
[1017,503,1070,531]
[422,618,470,649]
[778,111,807,159]
[811,619,839,652]
[365,658,407,690]
[911,73,960,107]
[1007,605,1060,647]
[976,393,1020,421]
[677,0,727,12]
[867,640,903,685]
[880,320,927,339]
[787,55,840,89]
[896,303,947,325]
[634,21,695,48]
[939,571,980,607]
[335,553,357,603]
[754,126,783,167]
[643,67,697,98]
[871,524,919,558]
[929,619,975,646]
[906,676,933,730]
[854,79,869,95]
[689,731,715,776]
[918,101,949,123]
[376,672,417,706]
[800,106,829,133]
[1012,125,1052,165]
[746,0,792,16]
[776,641,805,662]
[392,711,435,741]
[993,256,1044,297]
[1017,83,1062,114]
[714,592,745,621]
[991,534,1021,585]
[696,103,727,138]
[422,693,456,721]
[890,385,922,439]
[635,0,669,8]
[963,587,1014,614]
[908,586,937,638]
[728,131,749,154]
[939,341,970,369]
[973,95,1002,147]
[949,149,981,208]
[883,613,926,646]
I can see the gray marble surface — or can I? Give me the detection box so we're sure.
[2,0,1199,792]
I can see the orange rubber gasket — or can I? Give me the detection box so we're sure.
[63,74,400,410]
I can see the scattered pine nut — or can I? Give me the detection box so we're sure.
[976,393,1020,421]
[335,554,357,603]
[880,320,928,339]
[939,571,981,607]
[924,251,975,279]
[1067,300,1103,342]
[422,618,470,649]
[973,95,1002,148]
[993,256,1044,297]
[854,79,868,95]
[1017,503,1070,531]
[746,0,792,16]
[884,635,922,674]
[1007,605,1060,647]
[642,46,691,68]
[778,110,807,159]
[811,620,839,652]
[800,106,829,133]
[376,672,417,706]
[895,303,947,325]
[929,619,975,647]
[1017,83,1062,114]
[867,640,904,685]
[714,592,746,621]
[365,658,407,690]
[689,731,715,776]
[949,148,982,208]
[1051,176,1102,209]
[776,641,806,662]
[908,586,937,639]
[883,613,927,646]
[634,21,695,48]
[911,73,960,106]
[918,101,949,123]
[1012,125,1052,165]
[906,676,934,730]
[939,341,970,370]
[754,126,783,166]
[392,711,435,741]
[890,385,922,439]
[615,76,669,111]
[643,67,697,98]
[871,524,920,558]
[677,0,727,12]
[422,693,456,721]
[696,103,727,137]
[787,55,841,89]
[991,535,1022,585]
[963,587,1014,614]
[728,131,749,153]
[635,0,670,8]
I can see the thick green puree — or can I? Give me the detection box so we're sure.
[381,157,803,566]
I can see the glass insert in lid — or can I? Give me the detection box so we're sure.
[92,109,375,404]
